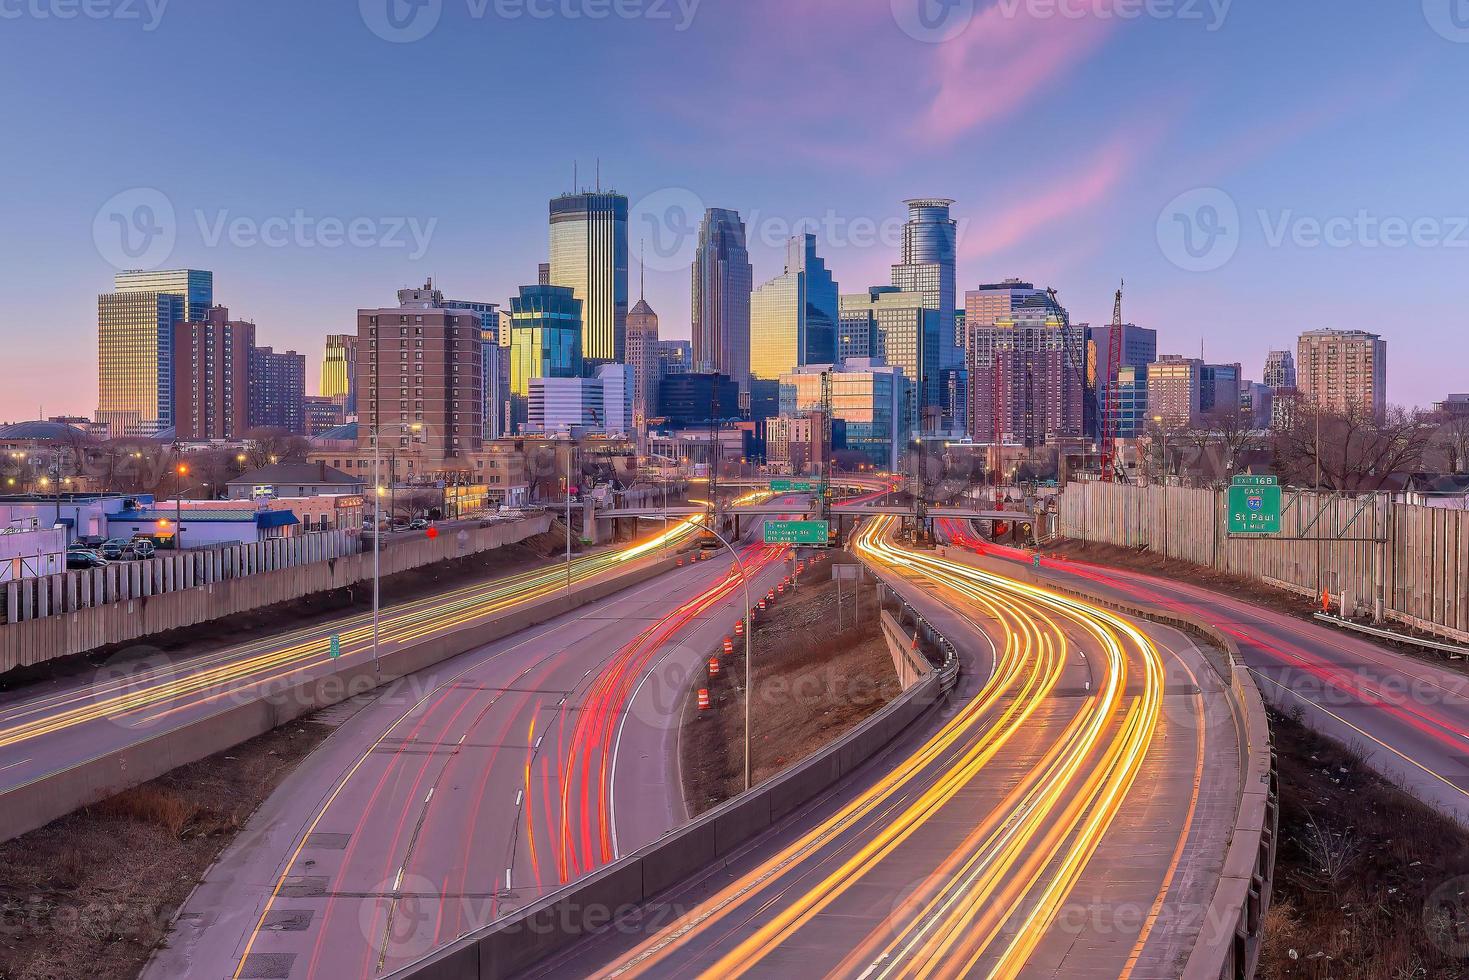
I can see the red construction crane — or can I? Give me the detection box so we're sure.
[1099,280,1125,482]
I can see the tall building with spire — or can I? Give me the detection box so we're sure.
[626,248,660,432]
[548,189,628,365]
[691,208,753,390]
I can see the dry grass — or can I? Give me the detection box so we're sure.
[1261,710,1469,979]
[682,562,900,813]
[0,722,329,980]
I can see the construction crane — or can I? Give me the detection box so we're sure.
[1099,280,1125,483]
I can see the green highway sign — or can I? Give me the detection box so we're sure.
[1231,475,1279,488]
[770,479,815,493]
[1227,483,1282,535]
[329,634,341,659]
[763,520,830,545]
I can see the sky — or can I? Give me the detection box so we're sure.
[1,0,1465,421]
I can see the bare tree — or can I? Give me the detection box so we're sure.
[1271,403,1434,492]
[243,428,311,468]
[1430,414,1469,474]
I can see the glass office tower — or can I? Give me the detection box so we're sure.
[691,208,753,390]
[508,284,584,432]
[549,192,628,365]
[321,334,358,411]
[96,290,184,437]
[891,200,958,369]
[840,286,941,435]
[750,234,838,383]
[114,269,214,322]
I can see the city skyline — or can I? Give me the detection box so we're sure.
[1,3,1462,420]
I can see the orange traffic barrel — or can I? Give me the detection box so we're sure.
[698,688,711,710]
[708,657,720,677]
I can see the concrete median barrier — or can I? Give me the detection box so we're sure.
[0,553,683,846]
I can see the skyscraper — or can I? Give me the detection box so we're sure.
[840,286,941,435]
[969,292,1087,447]
[1263,350,1297,391]
[248,346,306,434]
[627,295,660,432]
[891,199,958,369]
[356,281,486,470]
[964,280,1042,436]
[750,234,838,383]
[321,334,358,412]
[97,289,182,437]
[1296,328,1387,418]
[175,306,254,441]
[1146,355,1205,429]
[507,284,583,433]
[549,191,628,364]
[1200,362,1243,416]
[691,208,753,389]
[97,269,213,437]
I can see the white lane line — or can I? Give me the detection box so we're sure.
[504,868,512,890]
[393,868,404,891]
[424,788,434,804]
[514,789,523,807]
[0,758,31,774]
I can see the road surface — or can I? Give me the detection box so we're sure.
[524,516,1243,979]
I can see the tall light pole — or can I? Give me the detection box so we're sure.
[174,462,190,551]
[698,519,755,790]
[370,421,422,671]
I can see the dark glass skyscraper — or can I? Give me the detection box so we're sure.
[891,199,958,369]
[549,192,628,365]
[750,234,838,382]
[691,208,753,390]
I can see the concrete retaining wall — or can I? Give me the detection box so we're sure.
[0,548,674,846]
[386,670,944,980]
[0,515,553,673]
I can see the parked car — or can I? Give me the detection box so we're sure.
[66,550,108,570]
[123,540,157,561]
[408,518,429,531]
[98,538,131,560]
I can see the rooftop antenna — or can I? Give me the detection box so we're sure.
[596,157,601,192]
[639,238,646,300]
[573,161,578,194]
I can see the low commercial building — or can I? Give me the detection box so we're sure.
[106,505,300,547]
[226,461,364,500]
[0,525,65,581]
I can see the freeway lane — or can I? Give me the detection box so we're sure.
[939,520,1469,823]
[144,511,799,979]
[526,517,1242,979]
[0,517,704,801]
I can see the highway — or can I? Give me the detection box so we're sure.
[144,506,802,979]
[0,515,706,808]
[938,518,1469,823]
[526,516,1243,979]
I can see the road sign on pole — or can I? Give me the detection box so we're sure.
[770,479,814,493]
[763,519,830,545]
[1227,482,1282,535]
[329,634,341,659]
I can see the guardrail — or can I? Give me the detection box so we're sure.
[385,551,960,980]
[0,549,682,846]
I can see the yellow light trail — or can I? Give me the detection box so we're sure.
[0,518,705,753]
[592,517,1169,980]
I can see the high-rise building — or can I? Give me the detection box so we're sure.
[304,396,346,436]
[97,269,213,438]
[1296,329,1386,417]
[1263,350,1296,391]
[778,361,911,471]
[114,269,214,323]
[657,373,740,429]
[657,339,692,377]
[480,329,509,441]
[174,305,254,441]
[594,362,633,436]
[691,208,753,389]
[891,199,959,371]
[838,306,876,362]
[750,234,838,382]
[840,286,941,434]
[526,364,630,436]
[97,289,183,437]
[969,292,1087,447]
[1115,365,1149,439]
[548,191,628,364]
[355,281,486,470]
[1146,355,1204,429]
[507,284,583,433]
[1241,381,1273,429]
[964,280,1042,434]
[248,346,306,434]
[321,334,358,412]
[627,296,660,431]
[1200,362,1243,417]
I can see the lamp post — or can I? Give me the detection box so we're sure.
[698,519,755,791]
[174,462,190,551]
[370,421,422,671]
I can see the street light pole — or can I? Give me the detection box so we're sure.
[372,424,382,674]
[698,520,754,791]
